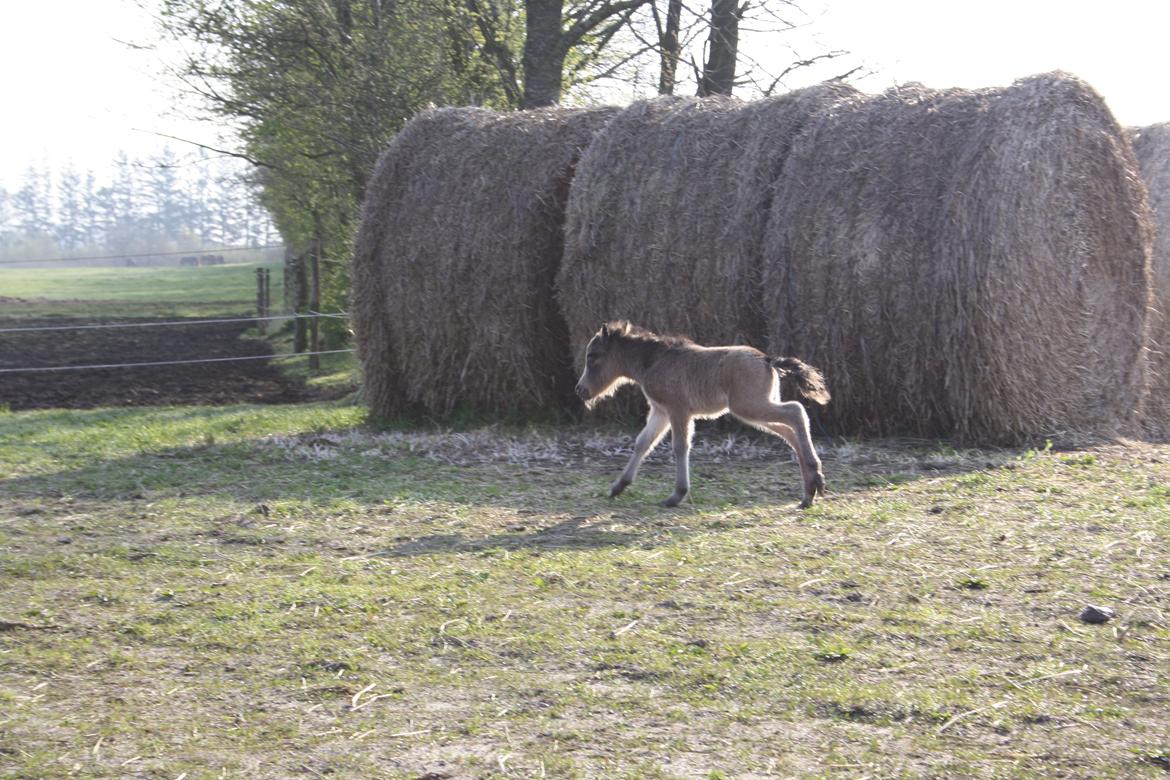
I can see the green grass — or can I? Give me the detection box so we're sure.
[0,261,284,318]
[1,403,1168,778]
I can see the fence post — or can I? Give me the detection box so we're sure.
[291,247,308,353]
[262,267,271,327]
[256,267,267,333]
[309,234,321,372]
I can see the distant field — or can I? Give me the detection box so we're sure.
[1,400,1167,778]
[0,261,284,318]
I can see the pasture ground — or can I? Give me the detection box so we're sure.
[0,315,324,410]
[2,400,1168,778]
[0,261,353,411]
[0,261,285,319]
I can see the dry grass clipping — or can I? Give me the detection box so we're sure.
[558,84,859,362]
[763,72,1153,443]
[351,106,618,417]
[1129,123,1170,438]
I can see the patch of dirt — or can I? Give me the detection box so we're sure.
[0,317,342,410]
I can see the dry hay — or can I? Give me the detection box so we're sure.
[351,105,618,417]
[762,72,1153,444]
[1129,123,1170,437]
[557,84,859,367]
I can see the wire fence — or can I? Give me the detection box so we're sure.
[0,309,354,376]
[0,349,355,375]
[0,311,350,335]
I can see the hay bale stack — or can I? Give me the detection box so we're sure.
[763,72,1153,442]
[1129,123,1170,437]
[351,105,618,417]
[558,84,859,362]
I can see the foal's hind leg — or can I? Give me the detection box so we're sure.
[660,414,695,508]
[732,398,824,508]
[610,405,669,498]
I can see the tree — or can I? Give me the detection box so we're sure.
[12,166,53,239]
[55,164,87,249]
[0,187,13,249]
[81,171,102,247]
[697,0,739,96]
[577,0,856,99]
[146,146,185,243]
[157,0,518,328]
[653,0,682,94]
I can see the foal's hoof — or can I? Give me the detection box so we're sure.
[659,495,683,508]
[799,473,826,509]
[608,478,630,499]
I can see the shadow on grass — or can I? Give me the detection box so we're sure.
[0,414,1021,561]
[374,513,657,557]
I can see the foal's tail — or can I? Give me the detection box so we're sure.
[768,356,831,406]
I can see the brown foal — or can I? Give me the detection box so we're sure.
[575,321,830,508]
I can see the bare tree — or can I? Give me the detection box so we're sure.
[652,0,683,94]
[469,0,655,108]
[568,0,858,100]
[697,0,740,96]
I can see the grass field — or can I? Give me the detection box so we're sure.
[2,398,1168,778]
[0,262,284,318]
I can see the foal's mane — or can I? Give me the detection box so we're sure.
[603,320,695,349]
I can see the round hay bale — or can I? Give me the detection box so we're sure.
[351,105,618,417]
[763,72,1153,443]
[1129,123,1170,437]
[352,112,457,418]
[557,83,859,364]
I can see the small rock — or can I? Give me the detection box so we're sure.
[56,536,73,545]
[1079,604,1115,624]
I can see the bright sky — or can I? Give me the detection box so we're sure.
[0,0,219,187]
[2,0,1169,188]
[782,0,1170,125]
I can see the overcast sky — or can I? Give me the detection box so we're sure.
[2,0,1169,187]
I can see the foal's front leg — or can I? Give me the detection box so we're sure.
[610,405,669,498]
[661,414,694,507]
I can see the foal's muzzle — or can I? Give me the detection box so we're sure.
[575,383,590,401]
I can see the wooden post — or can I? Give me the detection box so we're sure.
[291,247,308,353]
[262,268,271,325]
[309,233,321,372]
[256,267,267,333]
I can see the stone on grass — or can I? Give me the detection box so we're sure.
[1079,604,1115,624]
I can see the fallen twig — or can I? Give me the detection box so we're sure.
[937,699,1010,733]
[0,620,58,632]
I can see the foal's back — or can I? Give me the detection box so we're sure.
[638,343,775,417]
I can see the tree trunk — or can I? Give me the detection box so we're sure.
[657,0,682,95]
[698,0,740,96]
[522,0,567,108]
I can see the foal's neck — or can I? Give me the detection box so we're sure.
[613,335,668,384]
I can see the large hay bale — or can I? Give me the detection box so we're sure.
[351,105,618,417]
[557,84,859,362]
[763,72,1153,443]
[1129,123,1170,437]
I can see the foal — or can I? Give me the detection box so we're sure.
[575,321,830,508]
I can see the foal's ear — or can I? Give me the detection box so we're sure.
[599,323,611,339]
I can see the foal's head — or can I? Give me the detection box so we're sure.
[575,321,635,409]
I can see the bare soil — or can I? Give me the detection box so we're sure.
[0,316,331,410]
